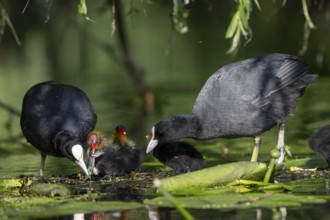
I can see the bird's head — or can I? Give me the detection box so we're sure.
[146,115,200,154]
[146,126,158,153]
[88,131,104,155]
[53,131,90,177]
[113,125,127,142]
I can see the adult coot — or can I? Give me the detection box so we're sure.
[146,54,318,163]
[88,125,143,178]
[152,141,205,174]
[20,81,97,177]
[309,125,330,166]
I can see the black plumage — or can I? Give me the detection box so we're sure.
[146,54,318,163]
[20,81,97,176]
[95,143,142,177]
[309,125,330,166]
[153,141,204,174]
[89,126,143,178]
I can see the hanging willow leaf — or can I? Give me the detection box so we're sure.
[172,0,190,34]
[239,5,249,32]
[226,27,241,54]
[78,0,87,16]
[225,12,239,38]
[240,0,251,15]
[78,0,95,22]
[301,0,316,29]
[238,20,249,37]
[226,0,258,54]
[254,0,261,11]
[298,21,311,56]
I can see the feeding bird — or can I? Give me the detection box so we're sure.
[20,81,97,177]
[146,54,318,164]
[309,124,330,166]
[88,125,143,178]
[151,140,205,174]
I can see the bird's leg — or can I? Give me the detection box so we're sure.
[275,123,292,164]
[39,153,46,177]
[251,136,262,162]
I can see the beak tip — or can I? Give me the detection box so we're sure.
[146,139,158,154]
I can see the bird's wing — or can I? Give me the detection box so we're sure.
[251,56,309,108]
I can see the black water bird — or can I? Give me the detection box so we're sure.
[88,125,142,178]
[309,125,330,166]
[146,54,318,164]
[152,141,204,174]
[20,81,97,177]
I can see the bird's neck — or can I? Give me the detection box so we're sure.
[157,114,201,142]
[113,133,127,143]
[53,131,81,160]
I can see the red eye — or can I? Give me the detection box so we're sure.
[146,133,152,140]
[121,127,126,135]
[115,125,127,136]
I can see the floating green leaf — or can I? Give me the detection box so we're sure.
[145,193,330,210]
[2,201,143,219]
[159,161,267,191]
[280,157,328,169]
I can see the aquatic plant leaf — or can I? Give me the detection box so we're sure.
[144,193,330,210]
[159,161,267,191]
[279,157,328,169]
[28,183,71,197]
[1,201,143,218]
[288,178,330,193]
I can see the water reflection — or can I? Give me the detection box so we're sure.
[97,185,144,202]
[3,200,330,219]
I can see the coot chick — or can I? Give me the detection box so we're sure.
[309,125,330,166]
[88,130,106,156]
[89,125,143,178]
[20,81,97,177]
[146,54,318,164]
[87,130,106,175]
[152,141,204,174]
